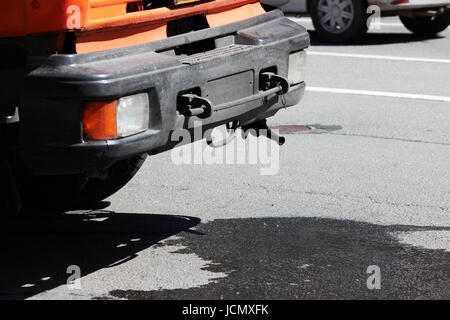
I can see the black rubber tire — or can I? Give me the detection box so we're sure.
[311,0,368,43]
[400,11,450,36]
[16,153,148,213]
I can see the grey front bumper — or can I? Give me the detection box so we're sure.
[20,10,309,175]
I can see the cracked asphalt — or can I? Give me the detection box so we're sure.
[1,17,449,300]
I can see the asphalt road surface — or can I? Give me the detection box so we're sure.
[1,17,449,300]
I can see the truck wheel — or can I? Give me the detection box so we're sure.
[71,153,148,206]
[17,153,147,213]
[310,0,368,43]
[400,12,450,36]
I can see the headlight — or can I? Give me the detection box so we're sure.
[83,93,149,140]
[288,50,307,85]
[117,93,150,138]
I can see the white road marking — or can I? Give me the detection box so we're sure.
[374,23,404,27]
[292,17,404,27]
[306,87,450,102]
[307,51,450,64]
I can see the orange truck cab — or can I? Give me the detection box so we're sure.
[0,0,309,213]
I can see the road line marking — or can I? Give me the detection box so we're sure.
[292,17,404,27]
[306,87,450,102]
[374,23,404,27]
[307,51,450,64]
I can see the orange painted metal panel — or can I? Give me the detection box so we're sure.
[89,4,126,21]
[85,0,259,30]
[0,1,27,37]
[0,1,89,37]
[0,0,261,37]
[206,2,265,28]
[76,2,264,53]
[0,0,265,53]
[76,23,167,53]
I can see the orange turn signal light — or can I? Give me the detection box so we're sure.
[82,101,118,140]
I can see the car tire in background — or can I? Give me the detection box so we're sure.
[400,11,450,36]
[310,0,368,43]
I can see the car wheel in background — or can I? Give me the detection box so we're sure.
[310,0,368,42]
[400,11,450,36]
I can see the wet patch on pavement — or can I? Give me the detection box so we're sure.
[110,217,450,300]
[271,124,343,134]
[270,125,312,134]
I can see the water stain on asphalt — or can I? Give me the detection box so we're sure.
[110,217,450,299]
[270,124,343,134]
[1,212,448,299]
[270,125,312,134]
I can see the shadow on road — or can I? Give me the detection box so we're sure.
[0,209,201,300]
[309,31,444,46]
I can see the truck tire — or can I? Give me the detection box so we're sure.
[310,0,368,43]
[16,153,147,213]
[400,12,450,36]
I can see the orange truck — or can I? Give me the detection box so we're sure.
[0,0,309,213]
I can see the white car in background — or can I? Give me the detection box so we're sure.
[260,0,450,42]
